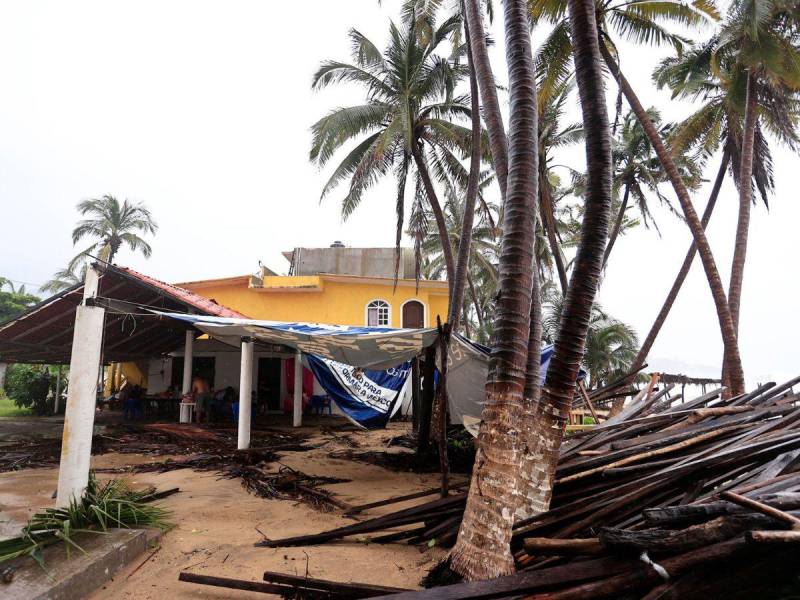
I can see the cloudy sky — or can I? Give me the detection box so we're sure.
[1,1,797,385]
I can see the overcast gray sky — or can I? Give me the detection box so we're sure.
[1,1,797,385]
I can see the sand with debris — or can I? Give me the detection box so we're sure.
[0,420,448,599]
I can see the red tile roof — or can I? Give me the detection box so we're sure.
[113,266,248,319]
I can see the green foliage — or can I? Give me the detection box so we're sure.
[542,286,639,389]
[0,473,172,566]
[0,278,40,323]
[0,395,33,418]
[3,364,53,416]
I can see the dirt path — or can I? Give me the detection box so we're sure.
[0,422,447,599]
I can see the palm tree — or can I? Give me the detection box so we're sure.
[713,0,800,337]
[310,18,477,288]
[515,0,615,530]
[632,35,787,372]
[449,0,540,581]
[69,195,158,271]
[542,287,638,389]
[532,0,747,396]
[603,108,668,267]
[536,78,582,294]
[40,264,88,294]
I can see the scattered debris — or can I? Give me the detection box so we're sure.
[257,373,800,600]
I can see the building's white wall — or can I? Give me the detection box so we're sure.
[147,358,172,394]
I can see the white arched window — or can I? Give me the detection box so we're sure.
[366,299,390,326]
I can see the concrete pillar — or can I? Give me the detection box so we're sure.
[237,338,254,450]
[53,365,63,414]
[179,330,194,423]
[0,362,7,390]
[293,351,303,427]
[56,266,105,507]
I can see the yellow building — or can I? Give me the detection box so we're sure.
[179,272,448,329]
[109,246,449,407]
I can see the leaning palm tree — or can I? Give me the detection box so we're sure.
[310,17,480,288]
[532,0,747,396]
[69,195,158,271]
[712,0,800,337]
[632,35,787,373]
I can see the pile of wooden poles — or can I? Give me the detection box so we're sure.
[248,376,800,597]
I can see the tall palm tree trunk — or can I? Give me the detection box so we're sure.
[541,178,569,294]
[412,142,456,290]
[602,182,630,269]
[449,0,538,581]
[464,0,508,199]
[599,41,746,396]
[448,11,482,331]
[632,151,730,371]
[518,0,614,518]
[729,73,758,333]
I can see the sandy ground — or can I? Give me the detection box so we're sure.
[0,419,447,599]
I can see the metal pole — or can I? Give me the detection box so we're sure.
[238,338,254,450]
[293,351,303,427]
[56,265,105,506]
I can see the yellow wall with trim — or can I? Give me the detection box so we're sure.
[186,278,449,328]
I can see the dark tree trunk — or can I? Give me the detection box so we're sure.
[599,41,745,396]
[632,151,730,371]
[520,0,615,517]
[467,272,485,332]
[412,142,455,293]
[464,0,508,200]
[541,177,569,295]
[448,10,482,332]
[449,0,538,581]
[602,182,630,269]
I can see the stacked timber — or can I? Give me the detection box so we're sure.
[249,377,800,598]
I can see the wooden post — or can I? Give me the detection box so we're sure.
[293,351,303,427]
[577,381,600,423]
[56,265,105,506]
[53,365,63,414]
[417,344,437,451]
[238,338,254,450]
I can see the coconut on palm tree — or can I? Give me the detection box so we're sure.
[68,195,158,271]
[310,17,483,290]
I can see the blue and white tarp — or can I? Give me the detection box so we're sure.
[306,355,411,429]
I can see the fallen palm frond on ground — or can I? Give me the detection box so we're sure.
[247,376,800,598]
[0,423,310,472]
[103,449,350,512]
[0,474,174,568]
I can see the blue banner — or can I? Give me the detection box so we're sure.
[306,355,411,429]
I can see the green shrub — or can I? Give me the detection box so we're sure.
[3,364,53,415]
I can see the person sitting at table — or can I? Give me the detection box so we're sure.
[192,376,212,423]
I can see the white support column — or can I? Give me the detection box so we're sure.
[56,266,105,507]
[53,365,63,414]
[293,350,303,427]
[179,330,194,423]
[0,362,7,390]
[237,338,254,450]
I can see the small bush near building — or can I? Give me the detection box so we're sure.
[3,364,53,415]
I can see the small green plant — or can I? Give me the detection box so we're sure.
[0,473,172,567]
